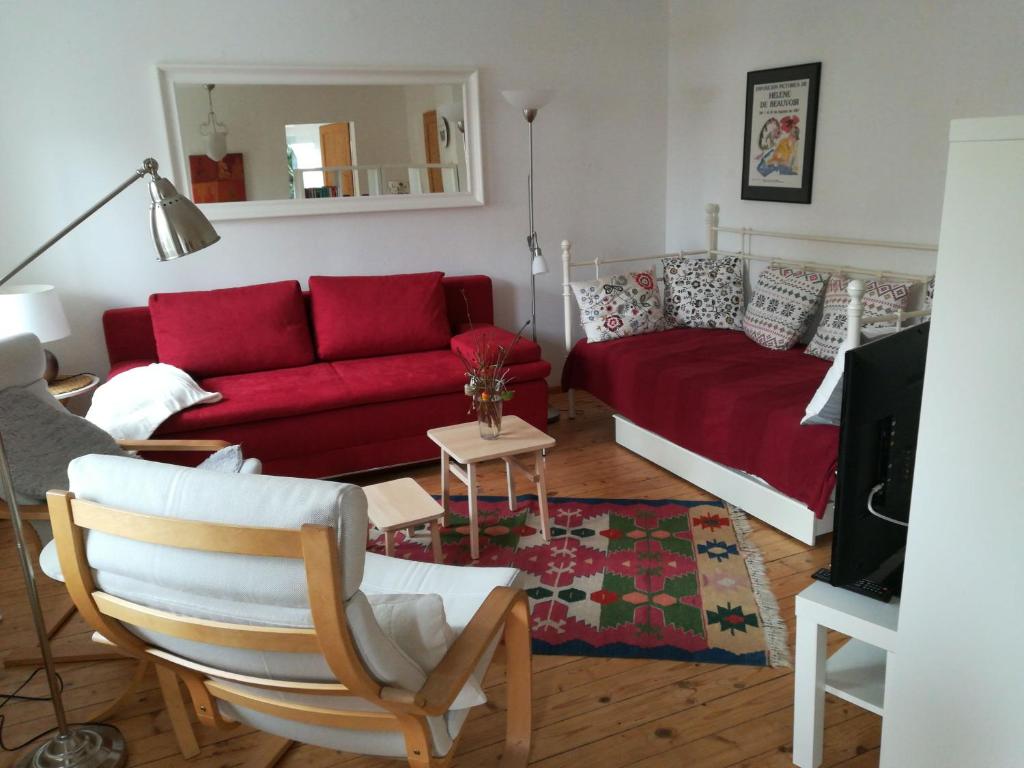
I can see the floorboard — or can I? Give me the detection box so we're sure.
[0,391,879,767]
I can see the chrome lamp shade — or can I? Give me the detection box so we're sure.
[149,175,220,261]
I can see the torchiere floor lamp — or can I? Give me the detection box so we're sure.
[502,89,559,424]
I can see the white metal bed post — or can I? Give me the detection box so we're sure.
[706,202,719,257]
[562,240,576,419]
[845,279,866,348]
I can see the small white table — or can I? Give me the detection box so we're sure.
[793,580,900,767]
[426,416,555,560]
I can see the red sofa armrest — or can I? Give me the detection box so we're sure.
[450,324,542,366]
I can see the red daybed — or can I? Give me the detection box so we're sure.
[102,274,550,478]
[561,328,838,517]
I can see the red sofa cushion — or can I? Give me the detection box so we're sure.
[156,351,551,435]
[450,325,541,367]
[149,281,314,377]
[310,272,450,361]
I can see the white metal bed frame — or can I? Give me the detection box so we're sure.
[560,202,937,544]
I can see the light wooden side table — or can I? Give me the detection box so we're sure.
[793,580,900,767]
[364,478,445,563]
[48,373,100,403]
[427,415,555,560]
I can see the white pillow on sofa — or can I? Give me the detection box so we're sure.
[802,327,901,426]
[801,341,853,426]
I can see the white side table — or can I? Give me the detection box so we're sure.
[793,580,900,767]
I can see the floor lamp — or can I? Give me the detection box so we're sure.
[0,158,218,768]
[502,89,559,423]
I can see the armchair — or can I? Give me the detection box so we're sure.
[44,454,533,767]
[0,332,254,671]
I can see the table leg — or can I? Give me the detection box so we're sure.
[430,520,443,564]
[440,449,451,521]
[467,462,480,560]
[535,450,550,542]
[384,530,397,558]
[504,458,516,510]
[792,615,827,767]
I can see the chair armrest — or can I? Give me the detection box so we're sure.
[450,325,542,367]
[415,586,528,715]
[116,439,230,453]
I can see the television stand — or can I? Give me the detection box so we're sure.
[811,566,894,602]
[793,580,900,767]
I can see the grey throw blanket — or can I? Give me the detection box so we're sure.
[0,387,126,502]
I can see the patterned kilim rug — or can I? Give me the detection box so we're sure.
[369,495,789,668]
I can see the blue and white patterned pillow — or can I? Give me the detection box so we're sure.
[571,270,664,343]
[742,265,830,351]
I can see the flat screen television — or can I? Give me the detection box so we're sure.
[825,321,930,602]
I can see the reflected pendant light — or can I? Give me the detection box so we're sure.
[200,84,229,162]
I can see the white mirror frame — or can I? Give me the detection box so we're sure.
[156,64,484,221]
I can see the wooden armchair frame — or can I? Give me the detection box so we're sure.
[46,489,533,768]
[0,439,229,723]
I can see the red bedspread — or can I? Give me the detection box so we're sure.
[561,328,838,517]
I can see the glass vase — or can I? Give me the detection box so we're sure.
[476,396,503,440]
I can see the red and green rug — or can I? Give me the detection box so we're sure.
[369,495,789,668]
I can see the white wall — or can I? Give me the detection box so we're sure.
[0,0,669,379]
[880,117,1024,767]
[666,0,1024,277]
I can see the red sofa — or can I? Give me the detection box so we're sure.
[102,273,551,478]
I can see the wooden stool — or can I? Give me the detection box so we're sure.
[427,416,556,560]
[364,478,445,563]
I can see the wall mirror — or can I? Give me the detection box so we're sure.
[157,65,483,220]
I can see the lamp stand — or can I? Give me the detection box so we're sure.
[0,432,127,768]
[523,110,559,424]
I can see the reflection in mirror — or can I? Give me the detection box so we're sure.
[172,83,469,204]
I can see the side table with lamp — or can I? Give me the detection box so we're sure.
[0,157,219,768]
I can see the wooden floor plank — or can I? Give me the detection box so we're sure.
[0,391,878,767]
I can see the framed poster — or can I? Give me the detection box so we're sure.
[741,62,820,204]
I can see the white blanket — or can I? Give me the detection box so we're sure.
[86,364,221,440]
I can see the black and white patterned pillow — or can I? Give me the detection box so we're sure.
[742,266,830,351]
[570,270,664,343]
[805,277,914,361]
[662,255,745,330]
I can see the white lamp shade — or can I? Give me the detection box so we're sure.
[0,284,70,343]
[531,251,549,276]
[502,89,555,111]
[205,131,228,162]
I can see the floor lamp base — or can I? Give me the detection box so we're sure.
[15,724,127,768]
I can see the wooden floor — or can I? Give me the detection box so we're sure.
[0,392,879,768]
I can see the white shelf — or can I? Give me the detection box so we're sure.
[825,638,887,716]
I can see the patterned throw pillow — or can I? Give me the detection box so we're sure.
[804,277,913,361]
[923,276,935,309]
[742,266,830,351]
[662,255,745,330]
[571,270,664,343]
